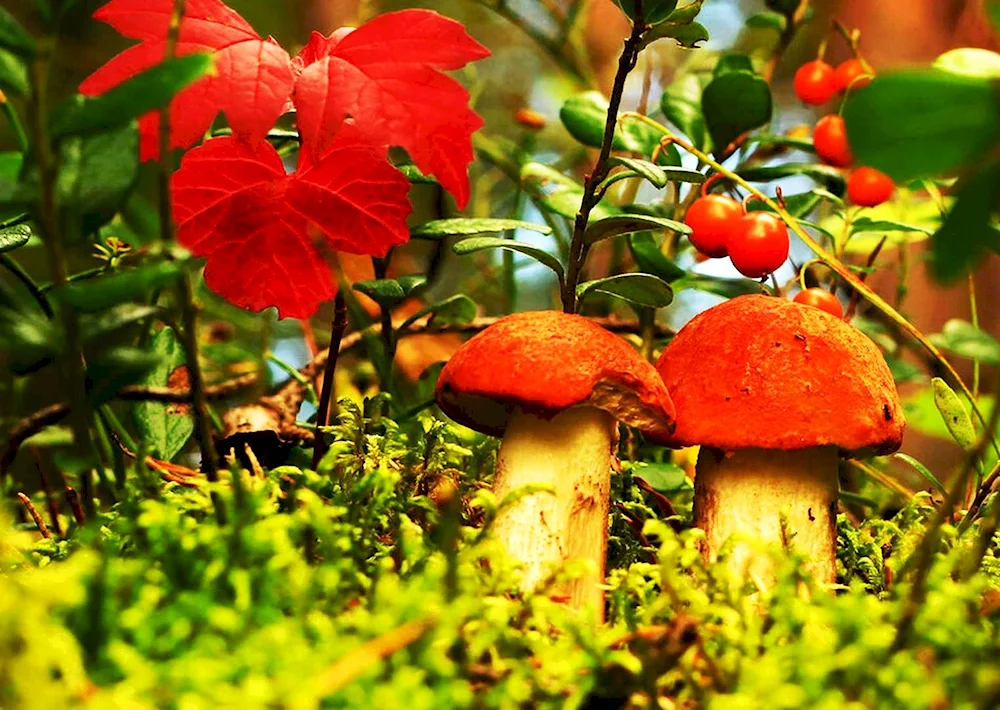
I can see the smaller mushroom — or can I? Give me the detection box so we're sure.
[655,295,904,586]
[435,311,675,616]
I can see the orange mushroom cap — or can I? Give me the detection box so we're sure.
[655,295,904,456]
[436,311,676,440]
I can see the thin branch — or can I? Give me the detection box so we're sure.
[16,492,50,538]
[477,0,586,82]
[563,6,647,312]
[312,292,348,470]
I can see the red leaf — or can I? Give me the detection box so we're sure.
[291,9,490,208]
[172,130,412,319]
[80,0,294,160]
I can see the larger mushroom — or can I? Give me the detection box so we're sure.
[655,294,904,586]
[435,311,675,615]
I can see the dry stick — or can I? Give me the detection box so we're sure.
[312,292,348,470]
[625,116,997,457]
[16,492,50,538]
[315,618,436,695]
[158,0,223,520]
[0,375,258,479]
[562,2,647,314]
[30,448,63,538]
[958,459,1000,534]
[64,486,85,526]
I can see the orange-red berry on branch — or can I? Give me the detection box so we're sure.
[833,59,873,93]
[514,108,547,131]
[685,194,743,258]
[847,167,894,207]
[793,288,844,319]
[728,212,790,279]
[794,60,837,105]
[813,115,854,168]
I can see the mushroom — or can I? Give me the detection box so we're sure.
[435,311,675,615]
[655,294,904,586]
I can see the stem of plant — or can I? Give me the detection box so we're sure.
[0,89,29,152]
[27,38,100,519]
[312,292,348,471]
[158,0,224,522]
[372,254,396,386]
[563,3,646,313]
[0,254,54,317]
[625,113,997,457]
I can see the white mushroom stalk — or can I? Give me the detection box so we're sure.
[491,407,616,614]
[693,446,839,587]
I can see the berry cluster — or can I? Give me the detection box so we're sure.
[685,193,790,279]
[794,53,895,208]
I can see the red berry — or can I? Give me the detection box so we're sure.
[684,194,742,258]
[793,288,844,318]
[833,59,873,93]
[727,213,790,279]
[847,167,895,207]
[813,115,854,168]
[794,60,837,105]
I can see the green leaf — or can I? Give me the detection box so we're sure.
[713,53,754,77]
[746,192,823,220]
[57,124,140,233]
[607,157,669,188]
[843,70,1000,182]
[673,274,763,298]
[745,11,786,31]
[585,214,690,245]
[643,20,709,49]
[86,346,162,407]
[577,272,674,308]
[614,0,679,24]
[53,261,183,313]
[928,162,1000,282]
[397,164,438,184]
[701,71,773,151]
[411,218,551,239]
[0,47,28,97]
[932,376,977,450]
[453,237,564,280]
[660,74,708,150]
[628,233,686,282]
[559,92,667,155]
[521,162,619,221]
[81,304,162,344]
[0,306,60,374]
[928,319,1000,365]
[49,54,213,140]
[400,294,478,333]
[737,162,846,194]
[132,327,194,461]
[0,6,35,58]
[892,453,946,495]
[352,275,427,309]
[634,461,690,492]
[851,217,934,236]
[933,48,1000,79]
[0,222,29,253]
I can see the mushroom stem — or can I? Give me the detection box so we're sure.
[693,446,839,587]
[492,406,616,618]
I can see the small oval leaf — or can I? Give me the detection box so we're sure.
[585,214,690,245]
[577,272,674,308]
[0,222,29,253]
[453,236,565,280]
[931,376,977,450]
[411,218,551,239]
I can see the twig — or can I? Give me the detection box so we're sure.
[563,4,647,312]
[30,449,63,537]
[848,459,914,500]
[958,459,1000,534]
[476,1,585,82]
[312,292,348,470]
[64,486,85,526]
[843,235,886,321]
[1,375,258,478]
[315,618,436,695]
[16,492,50,538]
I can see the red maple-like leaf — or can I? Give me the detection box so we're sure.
[171,129,412,319]
[291,9,490,208]
[80,0,294,161]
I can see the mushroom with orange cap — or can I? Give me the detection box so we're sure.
[655,294,904,586]
[435,310,676,615]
